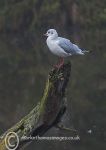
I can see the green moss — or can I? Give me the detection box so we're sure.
[39,79,53,113]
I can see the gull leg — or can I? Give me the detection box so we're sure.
[54,57,64,68]
[59,57,64,68]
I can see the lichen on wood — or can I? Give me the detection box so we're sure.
[0,62,71,150]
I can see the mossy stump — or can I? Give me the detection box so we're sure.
[0,62,71,150]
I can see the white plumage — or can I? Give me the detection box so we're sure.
[44,29,88,67]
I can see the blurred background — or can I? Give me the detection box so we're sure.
[0,0,106,149]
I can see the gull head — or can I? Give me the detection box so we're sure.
[44,29,58,39]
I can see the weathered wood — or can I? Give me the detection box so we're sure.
[0,62,71,150]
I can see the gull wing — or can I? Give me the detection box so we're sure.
[58,37,81,54]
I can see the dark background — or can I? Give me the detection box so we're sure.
[0,0,106,149]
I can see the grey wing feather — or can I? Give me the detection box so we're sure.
[58,37,82,54]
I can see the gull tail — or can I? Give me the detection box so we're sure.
[82,50,89,53]
[73,44,89,55]
[77,49,89,55]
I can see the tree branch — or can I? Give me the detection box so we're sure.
[0,62,71,150]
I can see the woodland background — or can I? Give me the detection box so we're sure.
[0,0,106,150]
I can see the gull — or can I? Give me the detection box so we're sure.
[44,29,89,68]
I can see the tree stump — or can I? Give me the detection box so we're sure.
[0,62,71,150]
